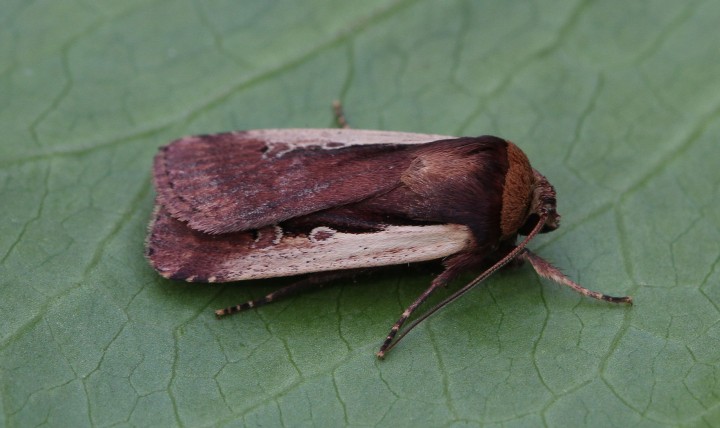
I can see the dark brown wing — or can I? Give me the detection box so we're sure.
[153,130,433,234]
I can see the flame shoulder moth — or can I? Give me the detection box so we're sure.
[146,127,632,358]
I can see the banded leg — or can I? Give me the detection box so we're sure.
[520,249,633,304]
[215,270,364,317]
[376,269,455,358]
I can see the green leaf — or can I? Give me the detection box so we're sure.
[2,0,719,426]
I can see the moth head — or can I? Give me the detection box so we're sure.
[516,169,560,235]
[500,142,560,239]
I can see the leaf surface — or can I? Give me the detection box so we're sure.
[2,0,719,426]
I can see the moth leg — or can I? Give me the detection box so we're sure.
[214,269,365,317]
[520,249,633,304]
[376,268,457,358]
[332,100,351,129]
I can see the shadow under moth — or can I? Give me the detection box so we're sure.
[146,108,632,358]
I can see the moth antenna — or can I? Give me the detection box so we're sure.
[377,212,550,358]
[519,250,633,304]
[332,100,351,129]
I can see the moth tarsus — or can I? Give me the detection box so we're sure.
[214,269,366,318]
[147,106,633,358]
[519,250,634,305]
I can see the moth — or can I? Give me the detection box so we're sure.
[146,106,632,358]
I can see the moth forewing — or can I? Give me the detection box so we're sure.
[216,224,474,281]
[147,208,474,282]
[153,130,459,235]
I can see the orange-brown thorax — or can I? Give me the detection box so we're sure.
[499,142,536,240]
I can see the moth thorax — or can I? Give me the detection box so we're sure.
[499,142,536,240]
